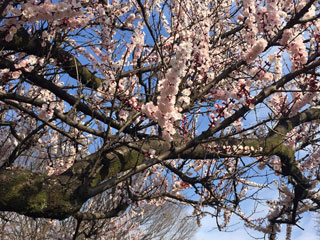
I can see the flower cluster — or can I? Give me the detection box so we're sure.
[268,53,283,81]
[271,156,282,175]
[242,0,258,45]
[281,29,308,70]
[270,92,289,114]
[290,78,318,116]
[266,0,282,27]
[178,88,191,105]
[288,35,308,69]
[244,38,268,63]
[300,148,320,172]
[142,41,192,141]
[3,1,94,42]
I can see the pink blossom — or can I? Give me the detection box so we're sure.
[118,110,128,121]
[244,38,268,63]
[271,157,282,175]
[11,70,21,79]
[280,29,292,45]
[142,102,159,121]
[210,89,230,101]
[5,33,13,42]
[38,104,54,120]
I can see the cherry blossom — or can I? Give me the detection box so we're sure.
[1,1,320,239]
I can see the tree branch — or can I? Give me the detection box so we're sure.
[73,202,128,221]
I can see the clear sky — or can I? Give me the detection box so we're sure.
[192,212,318,240]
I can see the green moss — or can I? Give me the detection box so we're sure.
[0,173,50,214]
[0,170,85,219]
[90,173,102,188]
[48,190,73,209]
[244,139,261,150]
[264,135,294,159]
[276,144,295,159]
[124,150,144,169]
[265,135,282,154]
[1,173,29,203]
[29,191,48,211]
[106,150,145,178]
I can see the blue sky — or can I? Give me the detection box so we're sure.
[193,211,318,240]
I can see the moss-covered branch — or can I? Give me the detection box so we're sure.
[90,107,320,189]
[0,169,84,219]
[73,202,128,220]
[1,108,320,219]
[265,108,320,188]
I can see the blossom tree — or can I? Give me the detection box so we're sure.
[1,0,320,239]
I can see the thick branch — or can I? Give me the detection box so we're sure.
[0,169,84,219]
[1,107,319,219]
[73,202,128,221]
